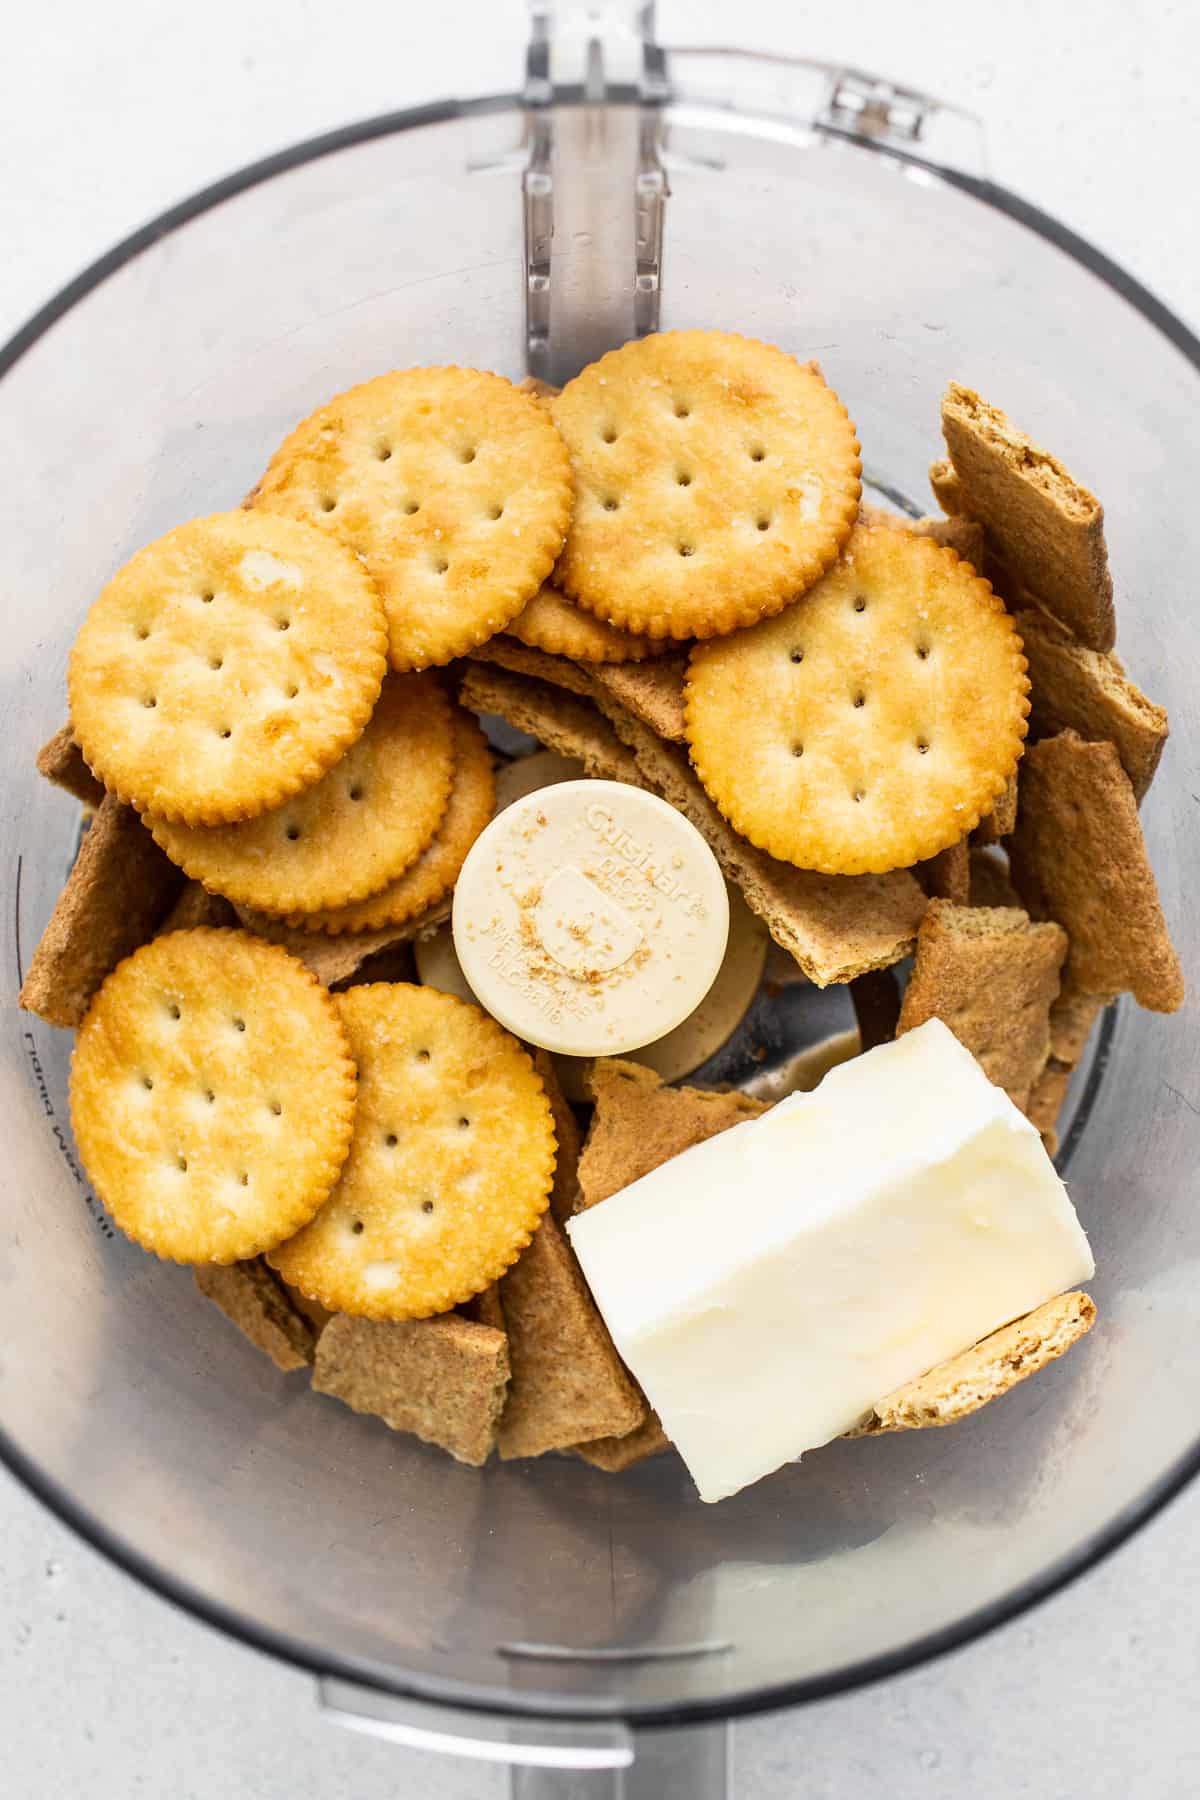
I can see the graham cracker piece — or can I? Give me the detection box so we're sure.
[37,724,106,808]
[1050,991,1105,1065]
[576,1412,671,1472]
[915,839,970,903]
[595,700,929,986]
[577,1059,767,1212]
[849,967,900,1051]
[1016,605,1167,800]
[458,663,644,786]
[896,900,1067,1110]
[472,635,689,743]
[1025,1058,1074,1156]
[19,795,183,1029]
[498,1210,645,1458]
[194,1258,316,1372]
[586,658,688,744]
[532,1049,583,1224]
[972,771,1019,845]
[928,457,967,516]
[283,1282,335,1335]
[234,904,441,989]
[471,634,596,701]
[852,1291,1095,1433]
[160,880,238,933]
[1008,731,1183,1011]
[940,383,1115,650]
[968,847,1022,910]
[312,1312,510,1466]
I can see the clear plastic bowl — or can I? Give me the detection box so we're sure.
[2,30,1197,1780]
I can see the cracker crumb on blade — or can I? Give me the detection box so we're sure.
[1016,605,1167,801]
[897,901,1067,1111]
[498,1211,645,1459]
[19,795,183,1029]
[194,1258,316,1371]
[940,383,1115,651]
[578,1059,767,1212]
[576,1412,672,1472]
[595,700,928,985]
[1008,731,1183,1011]
[312,1313,509,1466]
[37,723,106,808]
[850,1291,1095,1434]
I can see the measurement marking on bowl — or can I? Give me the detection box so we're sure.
[498,1640,733,1663]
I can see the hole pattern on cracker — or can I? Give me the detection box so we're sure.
[67,512,389,827]
[247,367,572,673]
[268,984,555,1321]
[551,332,862,641]
[685,521,1029,875]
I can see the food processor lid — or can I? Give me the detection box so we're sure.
[3,0,1200,1766]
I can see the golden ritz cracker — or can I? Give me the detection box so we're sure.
[249,367,573,672]
[69,512,388,824]
[270,985,557,1319]
[551,331,862,640]
[147,673,454,916]
[260,707,495,935]
[685,519,1030,874]
[69,929,357,1264]
[507,581,668,664]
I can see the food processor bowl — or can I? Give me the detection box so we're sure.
[3,4,1198,1791]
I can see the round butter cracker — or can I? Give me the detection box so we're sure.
[69,929,357,1264]
[250,367,574,672]
[68,512,388,825]
[686,521,1030,874]
[270,984,555,1319]
[551,331,862,641]
[147,674,454,915]
[508,582,668,664]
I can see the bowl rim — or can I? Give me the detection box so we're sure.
[3,89,1199,1731]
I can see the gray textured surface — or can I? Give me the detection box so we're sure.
[3,2,1198,1793]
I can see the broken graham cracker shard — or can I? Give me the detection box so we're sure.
[471,634,689,744]
[312,1313,510,1467]
[37,723,106,809]
[460,662,643,787]
[576,1412,671,1472]
[1009,731,1183,1012]
[940,382,1115,651]
[19,794,184,1029]
[498,1051,645,1460]
[498,1211,646,1459]
[194,1259,316,1373]
[1015,604,1167,801]
[578,1059,768,1212]
[896,900,1067,1112]
[851,1291,1095,1434]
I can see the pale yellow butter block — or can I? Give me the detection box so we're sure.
[567,1018,1093,1503]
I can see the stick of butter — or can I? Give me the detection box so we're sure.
[566,1018,1094,1502]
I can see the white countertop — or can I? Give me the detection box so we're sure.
[3,3,1198,1793]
